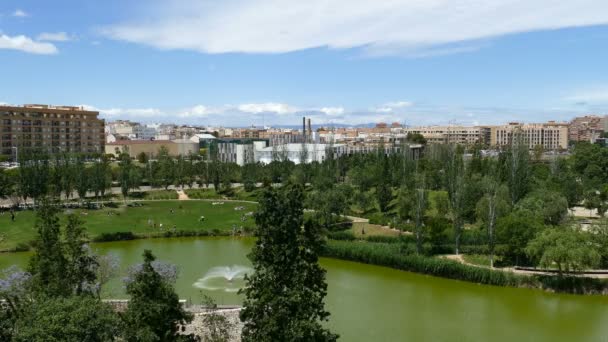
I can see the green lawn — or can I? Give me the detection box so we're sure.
[351,222,400,238]
[0,200,257,251]
[462,254,498,267]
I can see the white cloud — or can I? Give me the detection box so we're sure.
[384,101,413,108]
[565,87,608,103]
[374,100,413,113]
[37,32,72,42]
[80,100,589,127]
[319,107,344,116]
[102,0,608,56]
[82,105,163,118]
[12,9,28,18]
[0,34,58,54]
[237,102,297,114]
[178,105,212,118]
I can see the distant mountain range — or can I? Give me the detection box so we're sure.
[252,123,378,129]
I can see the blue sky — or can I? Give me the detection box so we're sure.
[1,0,608,127]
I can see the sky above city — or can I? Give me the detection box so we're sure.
[1,0,608,127]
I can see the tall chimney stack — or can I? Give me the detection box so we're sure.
[307,118,312,143]
[302,117,306,143]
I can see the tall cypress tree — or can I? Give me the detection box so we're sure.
[240,184,338,342]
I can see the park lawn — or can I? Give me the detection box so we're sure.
[0,200,257,252]
[462,254,500,267]
[351,222,400,238]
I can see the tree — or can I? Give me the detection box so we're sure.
[156,146,175,190]
[496,211,543,266]
[445,145,466,254]
[91,156,111,202]
[174,155,187,189]
[376,156,392,213]
[240,184,338,342]
[308,184,352,230]
[354,189,372,214]
[122,250,193,342]
[12,296,121,342]
[0,169,15,199]
[219,164,234,196]
[584,190,608,218]
[475,177,510,267]
[28,201,70,297]
[28,202,103,298]
[137,151,149,164]
[432,191,450,219]
[517,190,568,226]
[0,266,31,340]
[17,151,51,205]
[64,214,98,295]
[397,187,414,223]
[118,153,141,201]
[504,132,530,205]
[412,175,428,254]
[201,295,235,342]
[242,163,257,192]
[526,227,601,276]
[406,132,427,145]
[95,253,120,298]
[73,158,90,203]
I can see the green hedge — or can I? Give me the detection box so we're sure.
[93,232,137,242]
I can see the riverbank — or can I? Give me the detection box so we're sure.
[323,240,608,295]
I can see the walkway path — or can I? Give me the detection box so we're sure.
[177,189,190,201]
[441,254,608,279]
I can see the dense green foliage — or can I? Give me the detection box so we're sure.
[12,296,121,342]
[240,184,338,342]
[122,250,193,341]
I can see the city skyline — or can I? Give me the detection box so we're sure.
[1,1,608,126]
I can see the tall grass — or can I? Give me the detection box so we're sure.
[323,240,523,287]
[322,240,608,294]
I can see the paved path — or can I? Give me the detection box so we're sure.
[177,189,190,201]
[441,254,608,279]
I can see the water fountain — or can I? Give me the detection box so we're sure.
[193,265,252,292]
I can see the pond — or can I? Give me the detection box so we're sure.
[1,237,607,341]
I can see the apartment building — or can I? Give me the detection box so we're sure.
[0,104,105,158]
[489,122,568,150]
[105,139,198,158]
[568,115,607,142]
[401,126,491,145]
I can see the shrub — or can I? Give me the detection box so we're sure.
[327,231,356,241]
[14,242,32,252]
[93,231,137,242]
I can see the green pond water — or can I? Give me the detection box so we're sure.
[1,237,608,342]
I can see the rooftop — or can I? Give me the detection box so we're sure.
[0,104,98,114]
